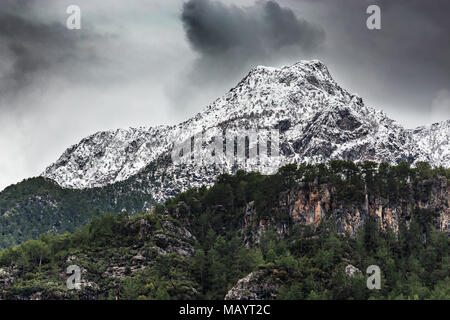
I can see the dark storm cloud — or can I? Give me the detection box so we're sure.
[0,1,104,101]
[175,0,325,112]
[181,0,324,59]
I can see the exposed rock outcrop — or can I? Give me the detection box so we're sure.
[225,270,281,300]
[242,177,449,246]
[345,264,361,277]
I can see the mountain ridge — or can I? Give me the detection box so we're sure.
[41,60,450,202]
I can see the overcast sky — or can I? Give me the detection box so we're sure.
[0,0,449,191]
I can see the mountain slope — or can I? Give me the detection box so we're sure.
[411,120,450,167]
[42,60,450,202]
[42,126,173,189]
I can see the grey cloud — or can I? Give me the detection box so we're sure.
[181,0,325,59]
[0,1,105,102]
[1,0,33,15]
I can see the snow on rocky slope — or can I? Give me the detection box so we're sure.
[410,120,450,168]
[42,60,450,202]
[42,126,173,189]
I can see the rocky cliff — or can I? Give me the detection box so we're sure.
[241,176,449,248]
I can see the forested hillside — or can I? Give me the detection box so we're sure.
[0,161,448,300]
[0,177,153,248]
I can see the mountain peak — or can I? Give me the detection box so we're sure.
[290,59,329,71]
[42,60,450,199]
[252,59,328,73]
[247,59,334,85]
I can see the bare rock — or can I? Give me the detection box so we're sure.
[345,264,361,277]
[225,270,280,300]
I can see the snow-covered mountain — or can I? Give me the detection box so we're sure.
[42,60,450,202]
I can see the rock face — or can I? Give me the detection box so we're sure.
[0,267,16,289]
[224,270,280,300]
[41,60,450,202]
[241,176,449,246]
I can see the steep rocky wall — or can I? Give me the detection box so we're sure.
[242,177,449,246]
